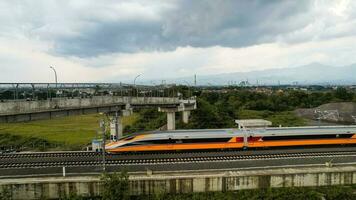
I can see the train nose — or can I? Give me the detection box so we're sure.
[105,141,126,150]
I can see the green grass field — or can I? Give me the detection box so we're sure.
[0,114,138,150]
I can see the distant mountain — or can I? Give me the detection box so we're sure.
[164,63,356,85]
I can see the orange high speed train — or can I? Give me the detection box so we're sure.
[105,126,356,153]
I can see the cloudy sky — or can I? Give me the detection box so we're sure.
[1,0,356,83]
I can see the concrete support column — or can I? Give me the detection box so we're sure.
[122,103,133,116]
[167,111,176,130]
[182,110,191,124]
[159,104,196,130]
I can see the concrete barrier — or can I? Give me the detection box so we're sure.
[1,164,355,199]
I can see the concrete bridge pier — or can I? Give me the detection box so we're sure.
[159,107,177,130]
[122,103,133,117]
[182,110,191,124]
[167,111,176,130]
[159,99,197,130]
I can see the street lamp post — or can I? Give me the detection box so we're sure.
[49,66,58,88]
[50,66,58,98]
[133,74,141,97]
[183,81,191,98]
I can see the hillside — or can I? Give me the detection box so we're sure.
[163,63,356,85]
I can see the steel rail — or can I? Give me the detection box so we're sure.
[0,151,99,159]
[1,151,355,169]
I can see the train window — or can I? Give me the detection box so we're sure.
[262,134,354,141]
[181,138,231,143]
[176,140,183,144]
[121,137,232,146]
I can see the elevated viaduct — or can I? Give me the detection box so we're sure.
[0,96,196,130]
[0,83,196,130]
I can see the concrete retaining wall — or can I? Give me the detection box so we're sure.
[1,165,355,199]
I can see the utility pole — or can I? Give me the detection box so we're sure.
[100,118,106,172]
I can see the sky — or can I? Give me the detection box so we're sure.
[1,0,356,83]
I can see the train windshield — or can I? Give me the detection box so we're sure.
[121,136,135,141]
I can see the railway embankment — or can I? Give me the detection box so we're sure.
[0,163,355,199]
[0,148,356,199]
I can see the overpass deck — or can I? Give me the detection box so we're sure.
[0,96,196,122]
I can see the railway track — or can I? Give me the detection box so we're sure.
[1,151,355,169]
[1,146,356,160]
[0,151,99,159]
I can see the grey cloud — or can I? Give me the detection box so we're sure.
[3,0,355,58]
[54,20,169,57]
[162,0,311,47]
[53,0,313,57]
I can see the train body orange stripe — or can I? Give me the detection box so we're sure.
[107,138,356,152]
[107,142,243,152]
[248,138,356,147]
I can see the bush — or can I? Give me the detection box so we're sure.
[101,171,130,200]
[0,187,11,200]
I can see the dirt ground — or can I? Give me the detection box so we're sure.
[295,102,356,125]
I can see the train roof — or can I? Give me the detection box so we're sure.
[123,126,356,141]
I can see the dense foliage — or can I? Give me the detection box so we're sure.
[126,87,356,131]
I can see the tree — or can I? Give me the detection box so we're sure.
[334,87,353,101]
[101,171,130,200]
